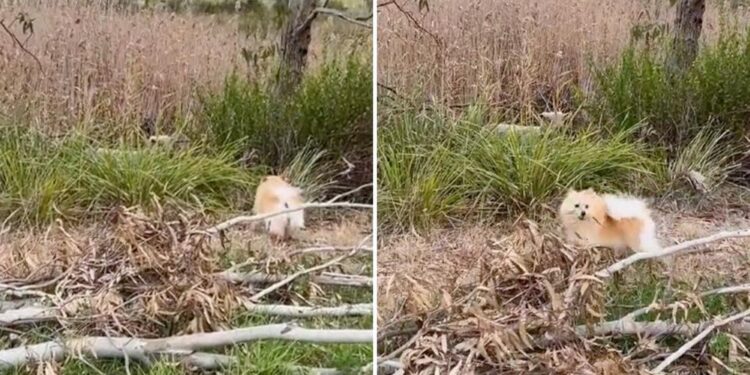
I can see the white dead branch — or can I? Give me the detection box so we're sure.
[596,229,750,278]
[287,245,373,257]
[0,324,372,370]
[247,242,368,302]
[623,283,750,321]
[0,306,56,326]
[220,271,372,288]
[0,300,372,326]
[494,123,541,134]
[242,302,371,317]
[651,308,750,373]
[0,298,44,312]
[571,319,750,339]
[205,201,372,234]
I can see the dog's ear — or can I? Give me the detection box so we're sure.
[583,187,594,193]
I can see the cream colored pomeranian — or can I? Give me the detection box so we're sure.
[253,175,305,240]
[558,188,662,257]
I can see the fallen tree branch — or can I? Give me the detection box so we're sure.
[205,202,372,234]
[596,229,750,278]
[286,245,373,258]
[570,319,750,341]
[0,298,45,312]
[651,308,750,373]
[248,244,365,302]
[0,324,371,369]
[0,306,56,326]
[624,283,750,321]
[314,7,372,28]
[242,301,371,317]
[220,271,372,287]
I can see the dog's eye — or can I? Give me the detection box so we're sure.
[585,204,589,209]
[574,204,579,208]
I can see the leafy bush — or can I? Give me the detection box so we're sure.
[590,30,750,149]
[201,54,372,186]
[378,107,657,231]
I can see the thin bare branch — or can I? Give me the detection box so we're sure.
[248,237,369,302]
[205,201,372,234]
[596,229,750,278]
[652,308,750,373]
[0,19,42,71]
[314,7,372,28]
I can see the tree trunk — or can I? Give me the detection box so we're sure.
[669,0,705,72]
[276,0,317,96]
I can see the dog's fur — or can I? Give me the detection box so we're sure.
[253,175,305,240]
[559,188,662,257]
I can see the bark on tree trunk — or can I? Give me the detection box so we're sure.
[277,0,318,96]
[669,0,705,72]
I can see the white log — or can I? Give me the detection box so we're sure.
[243,302,371,317]
[0,324,372,369]
[596,229,750,278]
[0,306,56,326]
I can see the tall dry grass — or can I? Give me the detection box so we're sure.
[0,2,367,139]
[0,4,238,137]
[378,0,750,119]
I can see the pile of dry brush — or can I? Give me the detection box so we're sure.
[379,220,750,374]
[0,203,373,372]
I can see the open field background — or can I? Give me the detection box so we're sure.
[0,0,373,374]
[378,0,750,373]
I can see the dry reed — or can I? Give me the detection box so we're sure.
[378,0,750,119]
[0,2,368,138]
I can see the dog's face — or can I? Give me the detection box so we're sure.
[560,188,606,221]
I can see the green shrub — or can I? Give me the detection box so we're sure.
[72,145,249,211]
[378,107,657,231]
[590,30,750,149]
[0,127,253,225]
[201,54,372,188]
[0,127,76,224]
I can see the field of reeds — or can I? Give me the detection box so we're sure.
[0,0,374,374]
[377,0,750,373]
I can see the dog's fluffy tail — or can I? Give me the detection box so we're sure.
[266,186,305,237]
[603,194,652,221]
